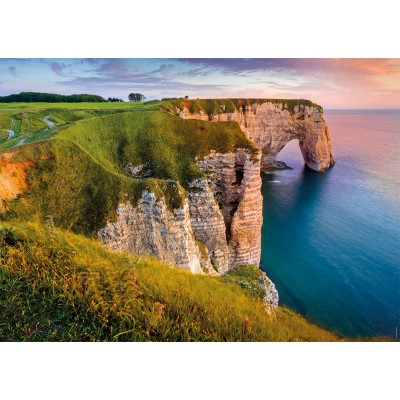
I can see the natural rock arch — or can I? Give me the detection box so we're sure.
[179,100,335,172]
[239,102,335,172]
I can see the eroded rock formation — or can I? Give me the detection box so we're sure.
[98,149,262,275]
[98,191,213,275]
[190,149,262,273]
[180,101,335,172]
[0,153,34,212]
[99,99,333,278]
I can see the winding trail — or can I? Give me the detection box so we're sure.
[6,130,15,140]
[44,115,55,128]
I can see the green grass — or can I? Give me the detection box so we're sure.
[0,102,161,152]
[0,130,9,141]
[161,98,323,115]
[55,110,258,181]
[221,264,266,300]
[0,116,12,130]
[0,101,155,111]
[2,139,184,236]
[0,222,341,341]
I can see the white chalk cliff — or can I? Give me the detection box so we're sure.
[99,100,334,281]
[179,101,334,172]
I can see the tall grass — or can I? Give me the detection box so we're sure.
[0,222,339,342]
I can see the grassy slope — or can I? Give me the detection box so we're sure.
[55,110,258,180]
[0,102,156,151]
[1,110,257,236]
[0,222,339,342]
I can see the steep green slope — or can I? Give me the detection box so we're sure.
[1,110,257,236]
[55,110,258,181]
[2,139,186,235]
[0,107,132,151]
[0,222,339,342]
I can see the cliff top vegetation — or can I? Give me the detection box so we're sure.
[161,98,323,115]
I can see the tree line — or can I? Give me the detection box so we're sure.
[0,91,189,104]
[0,92,106,103]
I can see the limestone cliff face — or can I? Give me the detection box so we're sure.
[98,149,262,275]
[98,99,332,277]
[180,101,334,172]
[98,191,214,275]
[187,177,230,273]
[190,149,262,273]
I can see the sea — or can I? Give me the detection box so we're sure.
[260,109,400,339]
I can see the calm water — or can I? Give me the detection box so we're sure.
[260,110,400,338]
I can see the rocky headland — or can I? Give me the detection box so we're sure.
[98,99,334,307]
[0,99,334,309]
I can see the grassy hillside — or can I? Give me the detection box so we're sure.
[0,222,339,342]
[0,102,158,152]
[1,110,258,236]
[0,100,364,342]
[55,110,258,180]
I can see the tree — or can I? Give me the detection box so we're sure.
[128,93,146,102]
[108,97,124,102]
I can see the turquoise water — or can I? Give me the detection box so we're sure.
[260,110,400,338]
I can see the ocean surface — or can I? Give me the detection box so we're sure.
[260,109,400,338]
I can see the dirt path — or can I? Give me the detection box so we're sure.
[44,115,55,128]
[6,130,15,140]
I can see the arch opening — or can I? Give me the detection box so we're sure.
[263,139,305,171]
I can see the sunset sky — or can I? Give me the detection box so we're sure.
[0,58,399,109]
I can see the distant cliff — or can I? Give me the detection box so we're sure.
[174,99,335,172]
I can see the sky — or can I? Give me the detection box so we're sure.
[0,58,399,109]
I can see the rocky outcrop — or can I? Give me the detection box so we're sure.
[98,148,262,275]
[189,148,263,272]
[0,153,34,212]
[179,101,335,172]
[98,191,214,275]
[187,177,230,273]
[261,273,279,310]
[99,99,333,279]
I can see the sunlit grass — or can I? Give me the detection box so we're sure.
[0,222,340,342]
